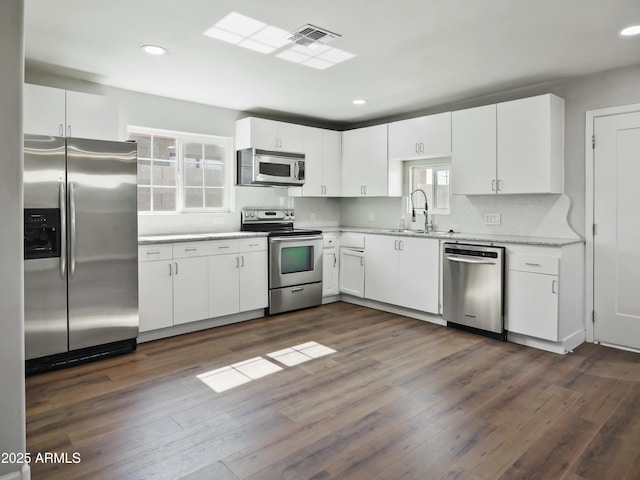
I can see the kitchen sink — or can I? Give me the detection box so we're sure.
[378,229,455,236]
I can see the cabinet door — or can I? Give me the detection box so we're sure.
[23,84,66,136]
[65,90,119,141]
[364,235,398,304]
[342,125,388,196]
[339,249,365,297]
[173,256,209,324]
[507,270,559,340]
[322,129,342,197]
[322,248,339,296]
[388,112,451,160]
[301,127,324,196]
[497,94,563,194]
[209,254,240,318]
[277,122,305,153]
[138,261,173,332]
[451,104,497,195]
[239,250,268,311]
[397,237,439,313]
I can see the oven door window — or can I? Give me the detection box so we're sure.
[259,161,291,178]
[281,246,314,274]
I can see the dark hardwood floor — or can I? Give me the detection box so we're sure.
[26,302,640,479]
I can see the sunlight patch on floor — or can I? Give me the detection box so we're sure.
[197,342,337,393]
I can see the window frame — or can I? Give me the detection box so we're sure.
[405,158,451,216]
[129,125,234,214]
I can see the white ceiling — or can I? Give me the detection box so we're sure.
[25,0,640,126]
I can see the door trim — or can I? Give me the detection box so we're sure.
[585,102,640,344]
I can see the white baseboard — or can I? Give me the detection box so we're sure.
[507,329,585,355]
[0,464,30,480]
[138,309,265,343]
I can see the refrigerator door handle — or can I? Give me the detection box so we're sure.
[59,180,67,279]
[69,181,76,278]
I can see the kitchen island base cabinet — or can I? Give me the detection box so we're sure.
[364,235,439,314]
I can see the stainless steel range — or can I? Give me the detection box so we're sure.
[241,208,323,315]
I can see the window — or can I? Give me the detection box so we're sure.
[407,162,451,215]
[129,127,233,213]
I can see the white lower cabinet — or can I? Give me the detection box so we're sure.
[339,249,365,297]
[506,243,583,347]
[364,235,439,313]
[138,237,268,333]
[209,243,268,317]
[172,247,210,326]
[138,244,173,332]
[322,234,340,297]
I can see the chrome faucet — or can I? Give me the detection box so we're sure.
[410,188,433,232]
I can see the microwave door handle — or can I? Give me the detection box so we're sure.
[59,180,66,279]
[294,161,299,180]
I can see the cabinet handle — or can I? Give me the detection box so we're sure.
[525,262,541,267]
[394,240,398,250]
[552,279,557,294]
[241,255,245,268]
[169,263,172,276]
[333,253,337,268]
[185,247,197,252]
[235,256,240,268]
[492,179,496,192]
[175,262,178,275]
[415,143,419,154]
[59,124,64,136]
[360,257,364,266]
[363,185,367,195]
[147,250,160,255]
[399,240,404,251]
[218,245,230,249]
[248,243,260,247]
[291,287,304,293]
[497,179,503,191]
[67,125,71,137]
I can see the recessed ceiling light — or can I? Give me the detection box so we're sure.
[142,45,167,55]
[352,99,367,105]
[620,25,640,36]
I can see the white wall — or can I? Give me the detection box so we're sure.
[0,1,27,479]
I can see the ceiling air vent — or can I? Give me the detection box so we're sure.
[288,24,340,47]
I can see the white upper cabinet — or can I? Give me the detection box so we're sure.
[497,94,564,194]
[295,127,342,197]
[24,83,119,140]
[235,117,305,153]
[342,124,390,197]
[451,104,497,195]
[388,112,452,160]
[451,93,564,195]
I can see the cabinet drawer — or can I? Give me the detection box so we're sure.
[173,241,221,258]
[509,254,559,275]
[139,244,172,262]
[238,237,267,252]
[323,233,337,248]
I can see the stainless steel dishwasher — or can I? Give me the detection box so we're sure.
[443,243,506,341]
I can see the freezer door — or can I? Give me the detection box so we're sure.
[66,138,139,350]
[23,135,68,359]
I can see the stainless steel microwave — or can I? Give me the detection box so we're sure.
[237,148,305,187]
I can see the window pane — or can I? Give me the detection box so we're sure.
[153,159,176,186]
[138,186,150,211]
[204,163,224,187]
[137,159,151,185]
[435,169,450,209]
[205,188,224,208]
[204,143,225,161]
[153,187,177,211]
[184,161,204,187]
[130,134,151,159]
[154,136,177,161]
[184,142,202,161]
[184,187,203,208]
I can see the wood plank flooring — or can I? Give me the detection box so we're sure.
[26,302,640,479]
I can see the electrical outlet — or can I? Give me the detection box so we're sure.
[484,213,501,225]
[368,211,375,221]
[310,212,316,223]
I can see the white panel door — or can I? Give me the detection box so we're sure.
[397,237,440,313]
[209,254,240,318]
[364,235,398,305]
[173,256,209,325]
[239,251,268,312]
[594,111,640,349]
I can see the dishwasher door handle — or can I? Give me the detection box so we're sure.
[446,255,496,265]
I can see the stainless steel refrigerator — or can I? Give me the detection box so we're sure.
[24,134,138,372]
